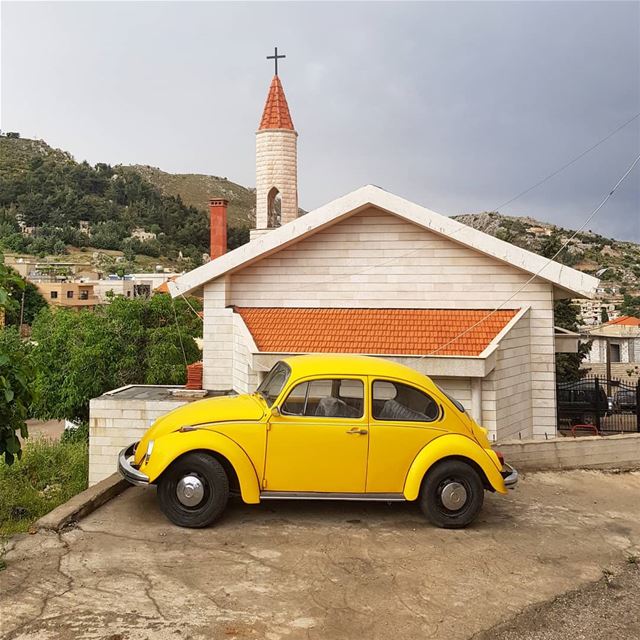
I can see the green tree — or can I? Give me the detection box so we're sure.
[0,328,34,465]
[554,299,590,382]
[0,261,23,319]
[227,226,250,250]
[30,295,202,422]
[600,307,610,324]
[1,269,47,327]
[620,294,640,318]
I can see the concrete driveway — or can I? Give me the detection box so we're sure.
[1,470,639,640]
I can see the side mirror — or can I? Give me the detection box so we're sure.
[270,406,280,418]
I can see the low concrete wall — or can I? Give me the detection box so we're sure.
[89,386,193,485]
[498,433,640,472]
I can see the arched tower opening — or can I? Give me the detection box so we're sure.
[267,187,282,228]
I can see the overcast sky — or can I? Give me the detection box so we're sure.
[2,1,639,241]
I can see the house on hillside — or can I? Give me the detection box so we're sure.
[36,281,99,309]
[89,67,599,486]
[583,316,640,380]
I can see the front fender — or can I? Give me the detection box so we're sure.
[403,434,506,500]
[141,430,261,504]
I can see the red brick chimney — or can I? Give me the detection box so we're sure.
[209,198,228,260]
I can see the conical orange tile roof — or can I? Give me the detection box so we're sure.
[259,75,295,130]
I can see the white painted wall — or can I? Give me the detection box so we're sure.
[484,310,533,441]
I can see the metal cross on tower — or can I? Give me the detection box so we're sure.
[267,46,286,76]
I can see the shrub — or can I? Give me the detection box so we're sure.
[0,436,88,535]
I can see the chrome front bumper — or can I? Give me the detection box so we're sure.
[502,463,518,489]
[118,442,150,486]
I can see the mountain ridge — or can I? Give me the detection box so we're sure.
[1,135,638,293]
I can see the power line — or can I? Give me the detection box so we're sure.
[423,151,640,357]
[494,111,640,211]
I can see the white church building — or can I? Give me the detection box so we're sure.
[169,71,599,442]
[89,67,601,484]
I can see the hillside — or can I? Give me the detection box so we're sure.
[1,135,638,296]
[0,136,248,269]
[453,212,640,291]
[129,165,255,227]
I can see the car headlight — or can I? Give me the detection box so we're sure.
[143,440,154,464]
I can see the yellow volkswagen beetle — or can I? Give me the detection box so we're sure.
[118,355,517,529]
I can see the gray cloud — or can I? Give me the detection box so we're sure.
[2,1,639,240]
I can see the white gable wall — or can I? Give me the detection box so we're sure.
[203,207,557,438]
[484,309,534,441]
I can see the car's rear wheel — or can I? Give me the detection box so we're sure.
[157,452,229,528]
[419,460,484,529]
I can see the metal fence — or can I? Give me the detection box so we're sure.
[557,375,640,434]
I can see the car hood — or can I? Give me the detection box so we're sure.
[134,393,266,465]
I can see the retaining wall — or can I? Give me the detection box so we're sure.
[498,433,640,472]
[89,387,193,485]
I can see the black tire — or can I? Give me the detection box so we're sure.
[419,460,484,529]
[157,452,229,528]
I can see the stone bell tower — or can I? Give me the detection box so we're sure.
[255,49,298,231]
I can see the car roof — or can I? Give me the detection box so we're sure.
[280,354,431,387]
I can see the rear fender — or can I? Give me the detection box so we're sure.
[403,434,506,500]
[141,430,261,504]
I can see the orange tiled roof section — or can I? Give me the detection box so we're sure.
[236,308,519,357]
[154,276,177,294]
[259,76,295,131]
[606,315,640,326]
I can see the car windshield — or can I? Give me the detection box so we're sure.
[436,385,466,413]
[256,362,291,407]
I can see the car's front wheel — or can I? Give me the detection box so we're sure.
[157,452,229,528]
[419,460,484,529]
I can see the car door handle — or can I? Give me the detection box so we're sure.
[346,428,368,435]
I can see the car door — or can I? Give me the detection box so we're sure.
[263,377,368,493]
[366,377,447,493]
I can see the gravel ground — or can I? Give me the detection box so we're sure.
[473,561,640,640]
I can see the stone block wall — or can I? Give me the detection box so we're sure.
[498,433,640,472]
[89,389,191,486]
[255,129,298,229]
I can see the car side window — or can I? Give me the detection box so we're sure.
[281,379,364,418]
[372,380,439,422]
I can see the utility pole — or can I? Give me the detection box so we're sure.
[19,288,25,332]
[605,337,612,396]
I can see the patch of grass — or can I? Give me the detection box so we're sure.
[0,437,88,536]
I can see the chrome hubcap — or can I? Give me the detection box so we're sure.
[440,481,468,511]
[176,475,205,507]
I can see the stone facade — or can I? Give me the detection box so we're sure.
[255,128,298,229]
[88,385,222,486]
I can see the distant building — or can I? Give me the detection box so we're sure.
[3,254,98,282]
[129,272,181,292]
[36,282,99,310]
[93,276,154,302]
[595,285,620,296]
[582,316,640,380]
[131,228,157,242]
[574,297,621,326]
